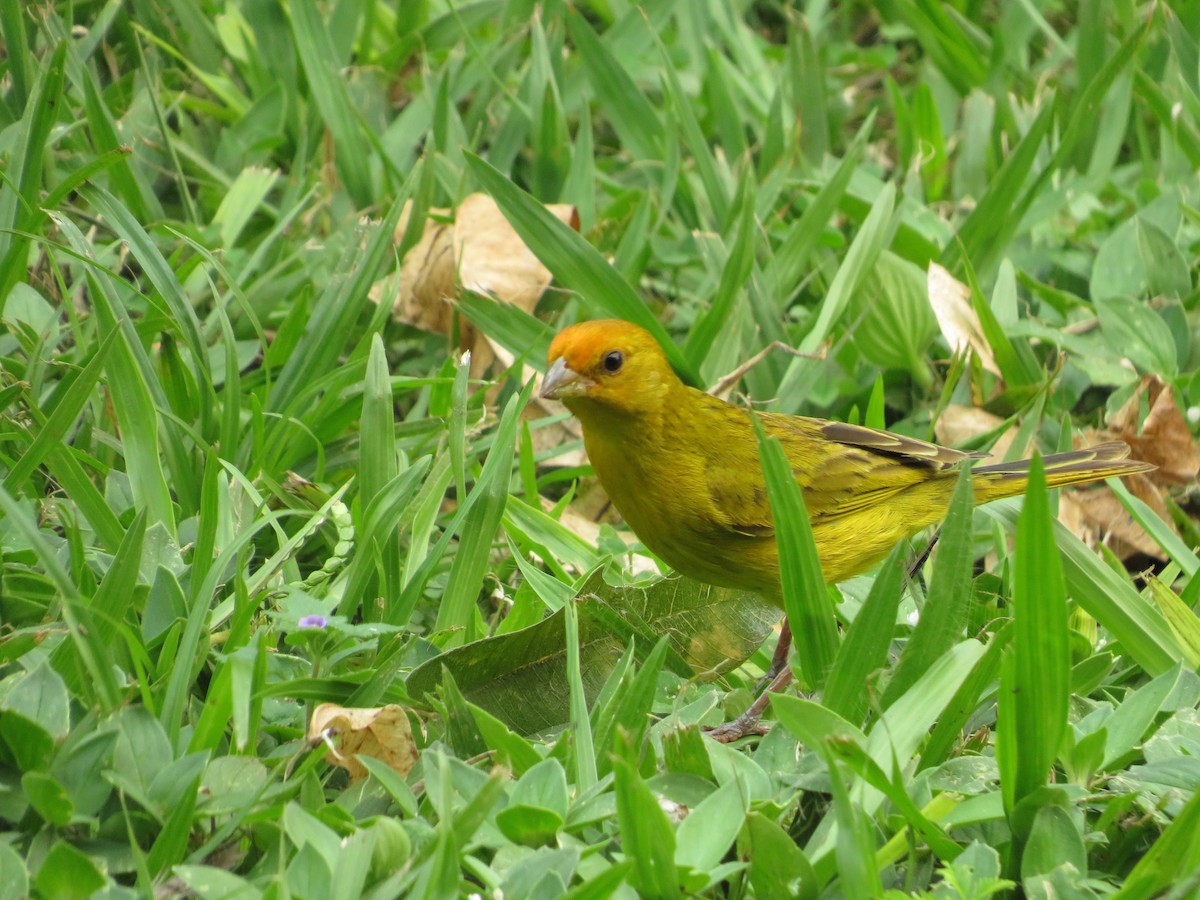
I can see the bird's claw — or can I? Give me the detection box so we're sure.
[707,666,795,742]
[705,715,772,743]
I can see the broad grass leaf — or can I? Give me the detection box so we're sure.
[674,778,749,880]
[613,751,680,898]
[805,640,987,872]
[1112,789,1200,900]
[823,544,906,723]
[910,83,947,200]
[744,812,818,899]
[0,42,66,299]
[1094,295,1178,377]
[828,757,883,897]
[1147,577,1200,668]
[456,292,556,373]
[1091,219,1147,300]
[466,154,700,385]
[656,32,731,227]
[22,772,73,827]
[762,112,874,310]
[1137,217,1192,299]
[434,387,528,643]
[288,0,372,205]
[776,181,896,410]
[756,428,838,690]
[32,842,106,899]
[1020,805,1087,884]
[848,250,937,384]
[407,571,778,735]
[882,463,975,708]
[985,501,1182,675]
[997,454,1069,814]
[564,9,662,163]
[1102,664,1184,769]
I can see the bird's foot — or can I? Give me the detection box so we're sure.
[706,667,794,743]
[706,710,772,743]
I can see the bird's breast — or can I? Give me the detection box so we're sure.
[581,427,781,597]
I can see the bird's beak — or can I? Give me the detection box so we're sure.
[541,357,593,400]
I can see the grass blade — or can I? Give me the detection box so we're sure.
[985,502,1180,673]
[882,463,975,707]
[288,0,373,206]
[756,423,838,690]
[998,454,1069,814]
[823,544,906,723]
[433,384,530,641]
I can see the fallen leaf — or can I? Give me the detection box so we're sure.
[1059,473,1168,562]
[1101,375,1200,487]
[926,263,1001,377]
[934,404,1016,459]
[308,703,419,782]
[407,572,778,734]
[380,193,578,378]
[390,212,456,334]
[454,193,576,315]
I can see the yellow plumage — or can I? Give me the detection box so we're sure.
[542,319,1153,603]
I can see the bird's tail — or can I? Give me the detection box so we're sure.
[972,441,1154,502]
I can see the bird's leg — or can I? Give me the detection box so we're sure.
[907,529,940,580]
[755,620,793,694]
[711,531,940,744]
[707,667,794,743]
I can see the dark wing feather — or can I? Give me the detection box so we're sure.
[699,409,981,536]
[817,421,983,468]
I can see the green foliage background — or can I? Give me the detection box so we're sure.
[2,0,1200,897]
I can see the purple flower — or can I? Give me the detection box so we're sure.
[298,614,328,630]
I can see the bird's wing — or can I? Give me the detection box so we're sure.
[701,412,980,535]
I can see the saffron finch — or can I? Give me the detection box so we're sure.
[542,319,1153,602]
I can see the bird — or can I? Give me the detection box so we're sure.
[541,319,1154,737]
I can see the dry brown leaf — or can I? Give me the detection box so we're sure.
[926,263,1001,377]
[1060,472,1168,562]
[380,193,578,376]
[934,404,1017,459]
[1100,375,1200,487]
[454,193,576,314]
[308,703,419,782]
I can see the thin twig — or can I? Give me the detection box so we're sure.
[709,341,825,397]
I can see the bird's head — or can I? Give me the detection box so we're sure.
[541,319,682,418]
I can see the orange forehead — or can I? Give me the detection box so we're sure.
[547,319,655,369]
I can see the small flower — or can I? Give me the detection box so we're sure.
[298,614,328,630]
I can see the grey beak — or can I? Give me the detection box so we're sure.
[541,357,594,400]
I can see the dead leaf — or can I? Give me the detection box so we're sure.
[308,703,419,782]
[927,263,1001,377]
[389,211,456,334]
[1060,472,1168,562]
[934,404,1016,459]
[380,193,578,377]
[1100,375,1200,487]
[454,193,576,314]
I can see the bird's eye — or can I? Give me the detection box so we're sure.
[602,350,624,373]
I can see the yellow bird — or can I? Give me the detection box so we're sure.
[542,318,1152,604]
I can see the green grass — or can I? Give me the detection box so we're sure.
[2,1,1200,896]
